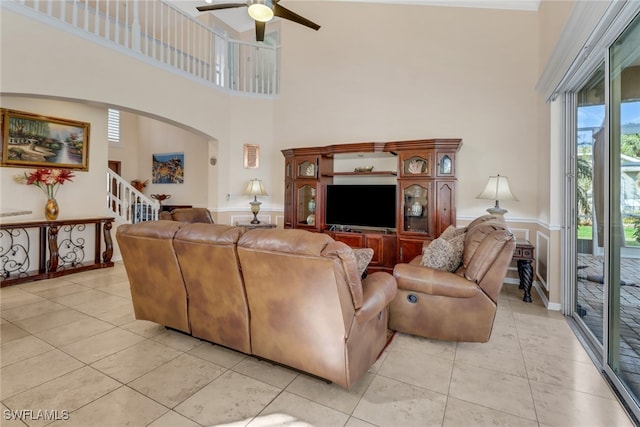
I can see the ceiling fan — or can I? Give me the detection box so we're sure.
[196,0,321,42]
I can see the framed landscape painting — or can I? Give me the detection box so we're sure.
[0,109,90,170]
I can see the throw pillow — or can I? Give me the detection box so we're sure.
[440,225,466,241]
[353,248,374,278]
[421,233,465,272]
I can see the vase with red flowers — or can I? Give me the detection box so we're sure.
[15,168,75,220]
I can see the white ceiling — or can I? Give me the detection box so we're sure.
[171,0,541,32]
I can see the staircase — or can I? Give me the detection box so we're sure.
[107,171,159,223]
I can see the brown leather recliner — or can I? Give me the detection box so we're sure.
[116,221,191,333]
[389,219,515,343]
[237,229,397,389]
[172,223,250,353]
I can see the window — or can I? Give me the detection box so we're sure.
[108,108,120,143]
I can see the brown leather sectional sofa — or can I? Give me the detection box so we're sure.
[116,221,397,389]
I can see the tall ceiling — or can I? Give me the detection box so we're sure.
[172,0,541,32]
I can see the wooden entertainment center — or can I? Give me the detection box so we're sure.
[282,139,462,271]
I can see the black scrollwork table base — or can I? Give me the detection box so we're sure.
[1,217,114,287]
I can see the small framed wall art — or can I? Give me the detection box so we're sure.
[244,144,259,169]
[152,152,184,184]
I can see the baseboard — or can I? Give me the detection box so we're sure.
[534,281,561,311]
[504,278,561,311]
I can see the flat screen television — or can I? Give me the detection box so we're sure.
[325,184,396,230]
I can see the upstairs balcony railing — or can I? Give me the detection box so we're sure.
[5,0,279,96]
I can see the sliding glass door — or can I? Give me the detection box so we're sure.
[608,14,640,404]
[570,12,640,417]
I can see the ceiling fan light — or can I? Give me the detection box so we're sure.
[248,0,274,22]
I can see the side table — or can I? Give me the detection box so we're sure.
[236,222,277,230]
[512,240,535,302]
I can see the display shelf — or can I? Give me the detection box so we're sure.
[321,171,397,177]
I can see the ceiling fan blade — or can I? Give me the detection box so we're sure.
[255,20,265,42]
[196,3,247,12]
[274,4,321,31]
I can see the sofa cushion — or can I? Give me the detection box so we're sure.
[464,229,514,284]
[171,208,214,224]
[439,225,466,240]
[174,223,244,245]
[422,225,466,256]
[421,233,465,272]
[238,228,333,256]
[353,248,374,277]
[462,220,508,268]
[466,215,500,231]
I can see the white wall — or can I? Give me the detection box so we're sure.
[0,97,109,220]
[1,2,542,220]
[275,2,540,220]
[0,7,277,214]
[134,116,209,207]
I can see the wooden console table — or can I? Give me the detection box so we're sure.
[236,222,277,230]
[513,240,535,302]
[0,217,114,287]
[161,204,193,212]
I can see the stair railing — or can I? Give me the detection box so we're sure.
[106,171,159,223]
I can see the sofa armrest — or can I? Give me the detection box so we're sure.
[393,263,478,299]
[355,272,397,324]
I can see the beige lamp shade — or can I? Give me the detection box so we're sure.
[245,179,268,224]
[476,174,518,215]
[245,178,268,197]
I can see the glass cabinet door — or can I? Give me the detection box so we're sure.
[296,158,317,178]
[437,153,454,176]
[297,184,317,226]
[402,183,429,233]
[400,153,432,177]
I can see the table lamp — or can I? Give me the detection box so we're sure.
[476,174,518,216]
[245,178,268,224]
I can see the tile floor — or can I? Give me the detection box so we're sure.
[576,253,640,399]
[0,263,635,427]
